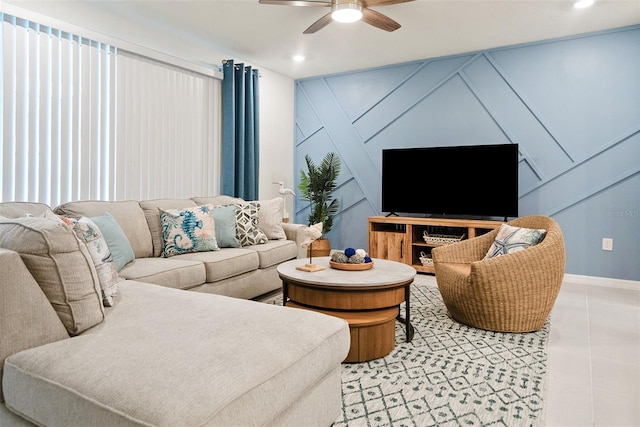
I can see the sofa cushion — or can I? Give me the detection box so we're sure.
[0,202,51,218]
[118,258,206,290]
[55,200,153,259]
[174,248,260,283]
[90,212,136,271]
[0,217,104,335]
[0,249,69,403]
[160,204,220,257]
[0,404,34,426]
[3,280,350,426]
[246,240,298,269]
[139,199,197,257]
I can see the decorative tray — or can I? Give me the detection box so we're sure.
[329,260,374,271]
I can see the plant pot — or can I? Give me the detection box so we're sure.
[308,238,331,258]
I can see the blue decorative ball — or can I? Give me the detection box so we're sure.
[344,247,356,257]
[364,256,372,263]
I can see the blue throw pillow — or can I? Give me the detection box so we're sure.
[213,205,241,248]
[90,212,135,270]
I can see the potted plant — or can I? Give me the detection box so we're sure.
[298,152,341,256]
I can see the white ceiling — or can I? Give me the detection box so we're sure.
[5,0,640,79]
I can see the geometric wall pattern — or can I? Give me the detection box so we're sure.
[294,26,640,280]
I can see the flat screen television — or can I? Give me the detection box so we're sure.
[381,143,519,219]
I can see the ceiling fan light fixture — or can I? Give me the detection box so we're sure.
[331,2,363,23]
[574,0,594,8]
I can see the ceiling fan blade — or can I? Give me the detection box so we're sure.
[364,0,415,6]
[361,8,401,32]
[303,11,334,34]
[258,0,331,6]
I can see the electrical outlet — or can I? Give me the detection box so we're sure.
[602,238,613,251]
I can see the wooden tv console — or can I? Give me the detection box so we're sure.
[368,216,503,273]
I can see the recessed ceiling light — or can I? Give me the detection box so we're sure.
[574,0,594,9]
[292,55,305,63]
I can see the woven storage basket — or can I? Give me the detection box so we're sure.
[419,251,434,267]
[422,231,465,245]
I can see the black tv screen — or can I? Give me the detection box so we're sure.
[381,144,519,219]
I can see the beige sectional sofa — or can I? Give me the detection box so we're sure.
[0,198,350,426]
[53,195,308,300]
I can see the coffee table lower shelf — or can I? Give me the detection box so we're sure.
[286,301,398,363]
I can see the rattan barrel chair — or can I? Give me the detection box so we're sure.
[431,215,565,333]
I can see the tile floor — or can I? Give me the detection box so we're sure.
[545,278,640,426]
[266,274,640,425]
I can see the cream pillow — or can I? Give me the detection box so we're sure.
[257,198,286,240]
[0,217,104,335]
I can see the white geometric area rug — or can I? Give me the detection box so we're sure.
[332,274,549,427]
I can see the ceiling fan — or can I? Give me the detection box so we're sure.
[258,0,415,34]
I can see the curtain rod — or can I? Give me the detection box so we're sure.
[221,59,262,77]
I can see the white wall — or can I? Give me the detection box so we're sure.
[258,69,296,220]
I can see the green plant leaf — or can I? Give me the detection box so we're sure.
[297,152,341,236]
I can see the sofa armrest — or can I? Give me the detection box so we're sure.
[281,223,308,259]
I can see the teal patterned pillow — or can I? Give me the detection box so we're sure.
[234,202,268,246]
[484,224,547,259]
[160,204,220,257]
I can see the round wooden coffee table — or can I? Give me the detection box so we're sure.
[277,257,415,363]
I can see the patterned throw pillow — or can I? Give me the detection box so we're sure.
[484,223,547,259]
[160,204,220,257]
[71,217,121,307]
[234,202,268,246]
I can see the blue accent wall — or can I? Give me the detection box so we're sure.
[294,26,640,281]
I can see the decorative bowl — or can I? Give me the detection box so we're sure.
[329,260,374,271]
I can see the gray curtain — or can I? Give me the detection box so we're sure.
[221,59,260,200]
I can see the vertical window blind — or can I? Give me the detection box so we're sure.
[116,52,220,201]
[1,14,115,206]
[1,12,220,207]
